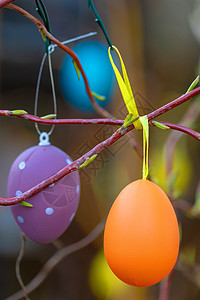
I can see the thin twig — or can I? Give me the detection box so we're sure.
[0,87,200,206]
[0,1,199,206]
[159,269,174,300]
[6,219,105,300]
[176,262,200,289]
[5,4,200,121]
[88,0,113,48]
[51,239,65,251]
[3,3,144,157]
[0,111,124,125]
[147,88,200,120]
[0,122,133,205]
[127,131,143,158]
[0,111,199,141]
[0,0,14,8]
[1,5,200,121]
[150,121,200,141]
[165,99,200,175]
[15,233,30,300]
[158,100,200,298]
[2,2,145,160]
[5,3,112,119]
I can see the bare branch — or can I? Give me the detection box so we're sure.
[6,219,105,300]
[15,234,30,300]
[0,110,124,125]
[148,88,200,121]
[150,121,200,141]
[159,269,175,300]
[5,3,112,119]
[6,3,200,121]
[0,4,199,206]
[0,86,200,206]
[165,99,200,175]
[0,0,14,8]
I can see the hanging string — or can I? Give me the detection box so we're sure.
[34,52,47,135]
[34,1,98,136]
[34,32,98,136]
[47,52,57,135]
[48,32,97,54]
[34,51,56,136]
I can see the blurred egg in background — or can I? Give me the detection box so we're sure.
[1,0,200,298]
[89,249,127,299]
[59,40,116,112]
[89,249,147,300]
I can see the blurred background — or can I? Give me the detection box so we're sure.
[0,0,200,299]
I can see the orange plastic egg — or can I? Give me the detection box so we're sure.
[104,179,179,287]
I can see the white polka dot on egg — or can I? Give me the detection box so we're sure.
[45,207,54,216]
[17,216,24,223]
[19,161,26,170]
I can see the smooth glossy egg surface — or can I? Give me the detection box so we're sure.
[104,179,179,287]
[7,145,80,244]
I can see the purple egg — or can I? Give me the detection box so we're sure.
[7,142,80,244]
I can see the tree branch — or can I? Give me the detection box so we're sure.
[7,3,199,120]
[147,88,200,120]
[165,99,200,175]
[0,122,134,206]
[6,219,105,300]
[3,3,144,158]
[2,1,200,299]
[1,83,200,125]
[0,86,199,205]
[150,121,200,141]
[0,0,14,8]
[15,234,30,300]
[159,270,175,300]
[0,110,124,125]
[5,3,112,119]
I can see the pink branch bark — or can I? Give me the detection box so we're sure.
[150,121,200,141]
[0,123,133,206]
[1,2,199,300]
[0,0,14,8]
[5,3,200,119]
[1,85,200,125]
[159,270,174,300]
[4,3,112,119]
[147,87,200,120]
[0,110,123,125]
[0,3,199,206]
[6,219,105,300]
[0,86,199,205]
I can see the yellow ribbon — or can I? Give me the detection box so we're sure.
[139,115,149,180]
[108,46,142,130]
[108,46,149,179]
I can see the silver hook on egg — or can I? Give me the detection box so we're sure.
[39,132,51,146]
